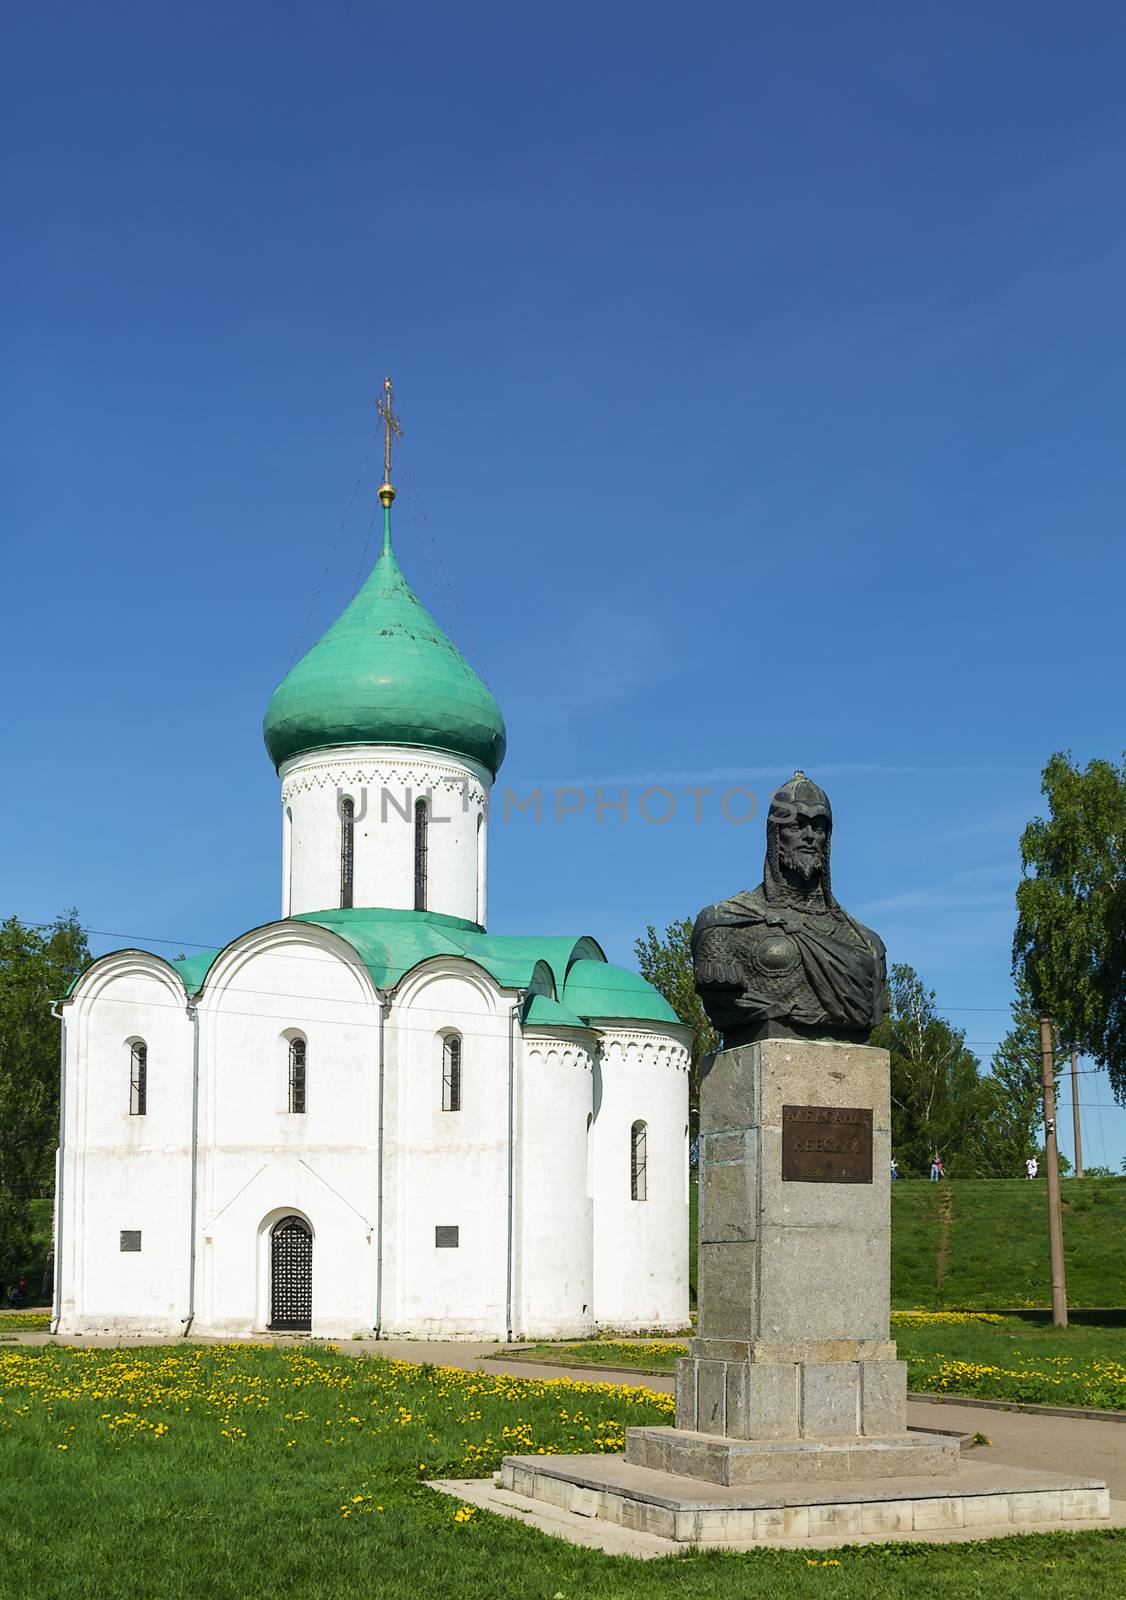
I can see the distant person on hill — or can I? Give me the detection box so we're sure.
[890,1156,899,1181]
[929,1151,944,1181]
[1026,1156,1039,1179]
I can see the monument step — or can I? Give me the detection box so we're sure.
[500,1452,1112,1545]
[625,1424,958,1485]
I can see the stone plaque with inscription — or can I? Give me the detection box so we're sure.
[781,1103,873,1183]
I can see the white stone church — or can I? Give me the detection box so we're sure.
[55,438,691,1340]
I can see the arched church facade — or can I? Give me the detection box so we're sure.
[53,435,691,1340]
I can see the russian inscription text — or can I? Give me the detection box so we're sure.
[781,1103,873,1183]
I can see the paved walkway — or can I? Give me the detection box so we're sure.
[5,1330,1123,1500]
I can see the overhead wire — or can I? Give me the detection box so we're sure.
[349,498,381,598]
[8,917,1044,1015]
[285,444,374,668]
[13,915,1126,1069]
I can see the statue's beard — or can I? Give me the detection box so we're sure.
[779,845,823,892]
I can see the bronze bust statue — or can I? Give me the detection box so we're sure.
[692,770,887,1046]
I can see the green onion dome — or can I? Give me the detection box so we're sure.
[263,514,507,775]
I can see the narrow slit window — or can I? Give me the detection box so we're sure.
[475,810,484,924]
[442,1034,462,1111]
[414,797,428,911]
[284,805,294,916]
[129,1042,147,1117]
[289,1037,307,1114]
[340,796,354,909]
[630,1119,648,1201]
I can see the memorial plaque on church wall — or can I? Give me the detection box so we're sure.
[781,1104,873,1183]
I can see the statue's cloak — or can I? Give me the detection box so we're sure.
[692,886,887,1038]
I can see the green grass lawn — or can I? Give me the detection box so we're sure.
[0,1311,51,1333]
[890,1179,1126,1309]
[897,1311,1126,1409]
[512,1313,1126,1411]
[1,1342,1122,1599]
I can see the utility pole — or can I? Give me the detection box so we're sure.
[1039,1016,1068,1327]
[1070,1046,1084,1179]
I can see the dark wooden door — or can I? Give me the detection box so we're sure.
[270,1216,312,1331]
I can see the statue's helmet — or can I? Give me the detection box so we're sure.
[765,770,835,904]
[768,769,831,829]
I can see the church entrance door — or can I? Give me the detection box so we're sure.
[269,1215,312,1331]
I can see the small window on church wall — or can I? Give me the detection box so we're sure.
[631,1120,647,1201]
[340,796,354,909]
[289,1037,307,1114]
[129,1042,147,1117]
[442,1034,462,1111]
[414,797,428,911]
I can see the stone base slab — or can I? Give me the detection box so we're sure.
[434,1478,1126,1557]
[500,1452,1112,1545]
[625,1425,958,1485]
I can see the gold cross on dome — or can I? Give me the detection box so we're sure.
[377,376,403,489]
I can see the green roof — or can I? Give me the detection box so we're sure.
[263,510,507,775]
[562,958,681,1024]
[522,993,592,1031]
[173,949,221,993]
[77,911,676,1030]
[290,909,605,995]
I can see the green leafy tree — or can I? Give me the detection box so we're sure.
[635,918,718,1133]
[0,911,89,1284]
[977,977,1061,1178]
[1014,752,1126,1101]
[870,964,991,1177]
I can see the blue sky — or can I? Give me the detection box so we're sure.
[3,2,1123,1169]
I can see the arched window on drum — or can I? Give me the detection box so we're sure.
[339,796,355,909]
[630,1120,648,1201]
[414,797,429,911]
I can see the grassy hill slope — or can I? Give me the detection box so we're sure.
[689,1178,1126,1311]
[891,1178,1126,1309]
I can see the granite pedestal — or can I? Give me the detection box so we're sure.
[666,1039,924,1482]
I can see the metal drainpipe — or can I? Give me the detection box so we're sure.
[505,992,526,1344]
[374,989,390,1339]
[182,1002,200,1337]
[48,1001,65,1334]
